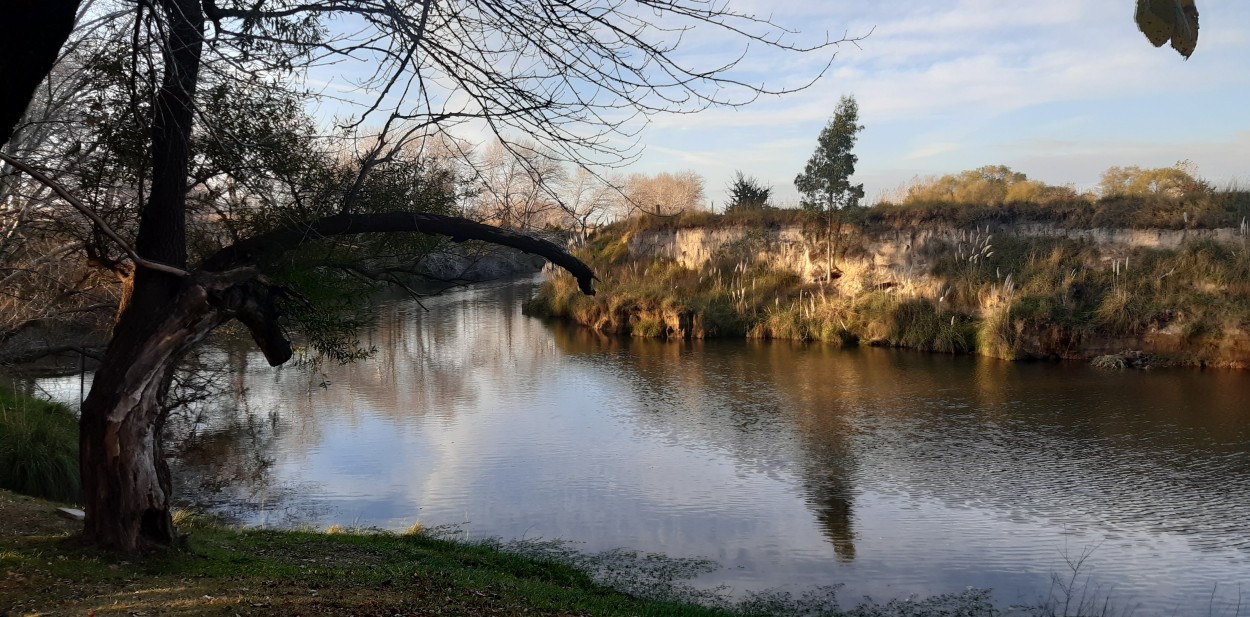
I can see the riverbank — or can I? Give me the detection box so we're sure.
[0,386,726,616]
[1,387,724,615]
[0,489,1013,617]
[528,211,1250,368]
[0,488,737,616]
[7,298,1239,615]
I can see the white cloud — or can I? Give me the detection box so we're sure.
[905,142,961,161]
[623,0,1250,207]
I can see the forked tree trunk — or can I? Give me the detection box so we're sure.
[79,280,229,551]
[75,0,207,552]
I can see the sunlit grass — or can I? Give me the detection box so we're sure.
[533,214,1250,367]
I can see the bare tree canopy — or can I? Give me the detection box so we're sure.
[199,0,847,165]
[0,0,849,552]
[624,170,707,216]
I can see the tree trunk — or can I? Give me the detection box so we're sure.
[79,267,285,551]
[79,0,206,552]
[0,0,79,146]
[79,280,228,551]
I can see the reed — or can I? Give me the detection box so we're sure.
[0,387,80,503]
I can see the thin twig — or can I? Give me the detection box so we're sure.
[0,152,189,277]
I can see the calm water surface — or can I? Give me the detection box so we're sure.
[40,278,1250,613]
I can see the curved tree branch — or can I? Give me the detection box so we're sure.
[0,152,191,278]
[201,211,597,295]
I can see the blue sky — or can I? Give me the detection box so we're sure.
[623,1,1250,207]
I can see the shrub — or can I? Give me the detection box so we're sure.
[724,171,773,214]
[0,387,80,503]
[632,316,665,338]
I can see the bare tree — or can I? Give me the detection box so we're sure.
[0,0,850,552]
[471,140,566,230]
[557,167,620,239]
[624,170,707,216]
[1,3,142,365]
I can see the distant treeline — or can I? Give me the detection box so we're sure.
[530,181,1250,368]
[628,163,1250,232]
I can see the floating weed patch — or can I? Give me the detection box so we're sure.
[488,538,1011,617]
[492,537,725,607]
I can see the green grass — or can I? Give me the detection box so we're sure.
[0,489,1002,616]
[0,489,729,616]
[0,386,80,503]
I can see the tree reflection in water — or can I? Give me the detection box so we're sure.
[547,327,861,562]
[160,279,1250,611]
[167,343,319,525]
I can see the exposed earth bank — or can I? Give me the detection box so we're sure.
[529,219,1250,369]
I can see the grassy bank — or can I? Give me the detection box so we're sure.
[1,489,1008,616]
[0,386,80,503]
[0,391,735,616]
[530,217,1250,366]
[0,489,727,616]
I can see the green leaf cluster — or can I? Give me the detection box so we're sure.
[795,95,865,212]
[725,171,772,213]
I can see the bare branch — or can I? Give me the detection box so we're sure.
[201,211,596,295]
[0,152,190,277]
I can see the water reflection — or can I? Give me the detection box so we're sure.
[145,278,1250,613]
[549,330,861,562]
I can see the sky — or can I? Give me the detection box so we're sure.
[305,1,1250,211]
[617,0,1250,208]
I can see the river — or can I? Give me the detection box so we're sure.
[35,277,1250,614]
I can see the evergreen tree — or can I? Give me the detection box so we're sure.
[725,171,772,213]
[795,95,865,211]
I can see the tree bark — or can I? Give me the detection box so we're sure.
[79,280,228,551]
[79,0,206,552]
